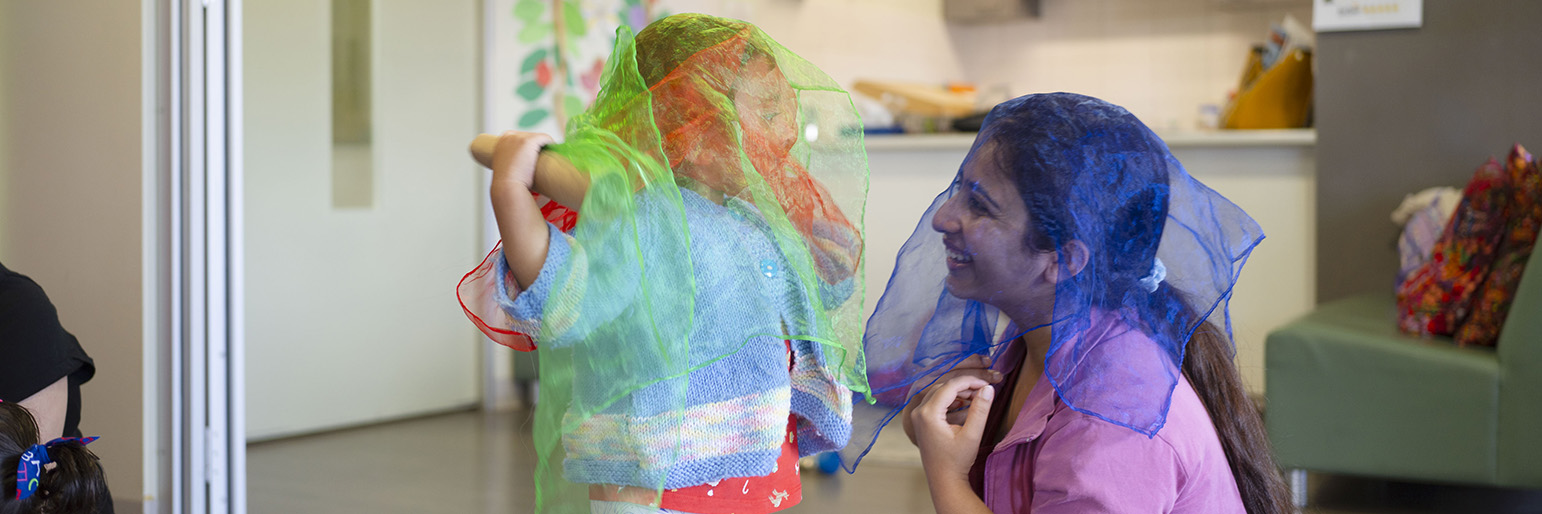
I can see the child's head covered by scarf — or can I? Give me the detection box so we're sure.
[633,14,864,286]
[462,13,867,350]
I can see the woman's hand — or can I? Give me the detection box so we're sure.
[911,373,998,514]
[911,374,995,482]
[901,355,1001,444]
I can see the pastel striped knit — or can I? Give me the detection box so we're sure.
[496,188,854,489]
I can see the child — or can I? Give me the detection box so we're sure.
[1,400,108,514]
[458,14,870,514]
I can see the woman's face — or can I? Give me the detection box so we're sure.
[931,143,1058,318]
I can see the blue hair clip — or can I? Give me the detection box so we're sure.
[15,436,98,500]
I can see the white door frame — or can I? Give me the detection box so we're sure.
[157,0,244,512]
[480,0,518,412]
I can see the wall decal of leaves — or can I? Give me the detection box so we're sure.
[505,0,663,131]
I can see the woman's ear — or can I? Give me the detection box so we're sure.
[1052,240,1091,283]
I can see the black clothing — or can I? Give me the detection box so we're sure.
[0,262,96,438]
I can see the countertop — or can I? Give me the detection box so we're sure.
[862,129,1316,151]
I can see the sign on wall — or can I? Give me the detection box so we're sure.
[1314,0,1422,32]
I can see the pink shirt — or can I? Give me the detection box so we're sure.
[973,331,1246,513]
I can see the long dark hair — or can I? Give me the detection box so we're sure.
[1,401,109,514]
[984,95,1292,514]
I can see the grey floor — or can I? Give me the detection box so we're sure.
[248,408,1542,514]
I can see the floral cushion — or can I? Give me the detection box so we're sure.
[1396,157,1511,340]
[1397,189,1461,283]
[1456,145,1541,346]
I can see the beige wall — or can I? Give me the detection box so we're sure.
[0,9,8,261]
[0,0,148,506]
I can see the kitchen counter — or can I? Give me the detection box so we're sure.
[863,128,1316,151]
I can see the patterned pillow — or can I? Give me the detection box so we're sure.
[1456,145,1541,346]
[1397,190,1460,283]
[1396,157,1511,339]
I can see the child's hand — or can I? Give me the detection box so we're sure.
[489,131,553,192]
[473,130,590,209]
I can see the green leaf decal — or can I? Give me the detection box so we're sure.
[563,1,587,37]
[563,93,585,117]
[518,22,552,45]
[520,48,549,74]
[517,81,545,101]
[518,108,550,128]
[513,0,543,22]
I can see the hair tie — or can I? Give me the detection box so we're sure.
[1139,257,1166,293]
[15,436,98,500]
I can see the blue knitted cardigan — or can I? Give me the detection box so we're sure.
[496,188,854,489]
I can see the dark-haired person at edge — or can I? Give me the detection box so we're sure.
[1,261,112,513]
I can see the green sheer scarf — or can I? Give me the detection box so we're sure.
[527,14,871,512]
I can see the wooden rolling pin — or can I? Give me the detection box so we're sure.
[469,133,590,209]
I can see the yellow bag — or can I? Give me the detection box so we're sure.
[1222,47,1313,129]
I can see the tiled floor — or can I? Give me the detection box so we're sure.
[248,408,1542,514]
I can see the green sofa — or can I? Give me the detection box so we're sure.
[1265,251,1542,499]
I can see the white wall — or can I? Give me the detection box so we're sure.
[1174,144,1315,392]
[666,0,1310,130]
[244,0,484,440]
[663,0,966,88]
[949,0,1313,130]
[0,1,152,507]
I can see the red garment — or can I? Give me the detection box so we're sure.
[595,340,803,514]
[661,340,803,513]
[657,416,803,514]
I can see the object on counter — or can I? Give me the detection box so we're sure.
[852,93,900,134]
[1238,46,1266,92]
[1197,104,1221,130]
[852,80,976,117]
[1262,14,1315,69]
[951,111,989,132]
[1221,15,1315,129]
[853,79,978,133]
[1221,47,1313,128]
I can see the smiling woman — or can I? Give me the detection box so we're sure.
[853,93,1292,514]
